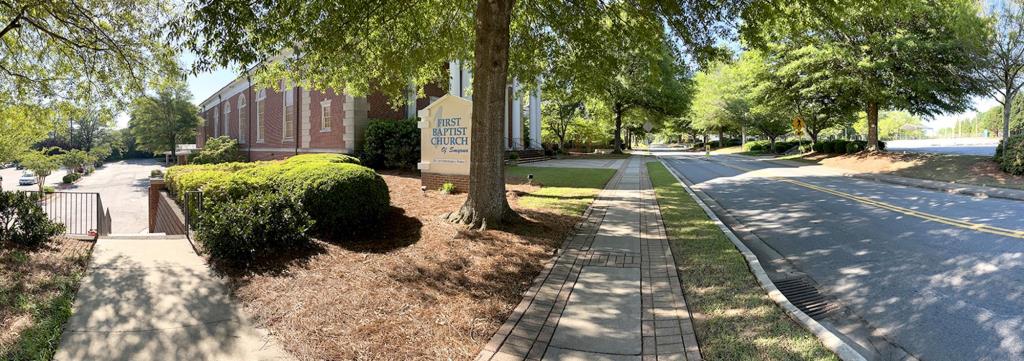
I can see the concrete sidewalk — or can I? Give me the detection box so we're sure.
[55,236,291,361]
[478,156,701,361]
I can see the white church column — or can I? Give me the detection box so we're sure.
[405,82,417,119]
[448,61,461,96]
[529,79,542,149]
[511,79,522,150]
[461,65,472,99]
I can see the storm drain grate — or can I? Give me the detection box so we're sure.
[774,277,838,319]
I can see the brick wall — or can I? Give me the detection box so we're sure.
[149,178,186,235]
[422,173,470,193]
[154,191,186,235]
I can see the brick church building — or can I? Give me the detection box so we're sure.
[196,61,543,161]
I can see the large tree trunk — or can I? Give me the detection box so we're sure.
[612,102,623,153]
[1004,91,1013,147]
[809,129,819,144]
[866,101,880,151]
[448,0,516,230]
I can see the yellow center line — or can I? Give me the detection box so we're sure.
[706,159,1024,239]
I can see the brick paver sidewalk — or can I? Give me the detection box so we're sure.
[478,156,701,361]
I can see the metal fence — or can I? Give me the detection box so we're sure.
[28,191,111,237]
[183,190,203,242]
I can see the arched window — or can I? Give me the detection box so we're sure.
[238,94,247,144]
[256,89,266,143]
[281,81,295,142]
[213,106,219,137]
[222,100,231,137]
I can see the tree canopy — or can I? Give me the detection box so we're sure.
[129,85,200,158]
[747,0,991,150]
[176,0,743,228]
[1,0,175,104]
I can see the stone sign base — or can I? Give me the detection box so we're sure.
[422,172,470,193]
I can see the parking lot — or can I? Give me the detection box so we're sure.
[2,159,165,234]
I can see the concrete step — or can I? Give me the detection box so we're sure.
[102,233,187,240]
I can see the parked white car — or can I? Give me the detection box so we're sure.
[19,172,37,186]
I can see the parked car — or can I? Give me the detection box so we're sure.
[19,172,37,186]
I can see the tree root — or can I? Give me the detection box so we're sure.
[444,203,520,231]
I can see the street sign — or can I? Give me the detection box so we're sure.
[792,116,805,136]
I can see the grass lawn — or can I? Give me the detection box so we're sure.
[561,152,633,160]
[1,237,92,360]
[646,161,837,360]
[506,166,616,215]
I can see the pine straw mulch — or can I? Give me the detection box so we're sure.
[226,171,579,360]
[0,236,93,353]
[798,151,1024,190]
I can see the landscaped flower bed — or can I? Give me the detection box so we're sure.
[225,167,614,360]
[165,153,389,263]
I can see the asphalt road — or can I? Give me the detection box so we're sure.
[655,148,1024,361]
[64,159,165,234]
[0,166,68,191]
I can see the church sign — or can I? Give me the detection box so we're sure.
[418,94,472,191]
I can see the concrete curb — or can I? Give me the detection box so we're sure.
[655,157,867,361]
[756,156,1024,202]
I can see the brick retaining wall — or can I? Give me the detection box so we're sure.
[154,191,186,235]
[422,172,470,193]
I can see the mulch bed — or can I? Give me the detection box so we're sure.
[227,170,579,360]
[0,236,93,353]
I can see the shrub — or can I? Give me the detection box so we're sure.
[191,136,244,165]
[195,190,312,263]
[150,169,164,178]
[168,169,233,200]
[845,141,862,154]
[439,182,456,194]
[0,191,64,247]
[996,142,1005,163]
[822,141,835,154]
[201,173,274,203]
[999,135,1024,175]
[772,141,796,154]
[283,153,360,165]
[62,173,81,184]
[362,119,419,169]
[42,186,55,194]
[165,162,259,195]
[877,140,887,151]
[272,162,390,238]
[508,152,520,161]
[743,140,769,152]
[834,140,850,154]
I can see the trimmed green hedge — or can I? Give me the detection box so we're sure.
[196,190,313,263]
[191,136,244,164]
[743,140,770,152]
[272,162,390,238]
[999,135,1024,175]
[62,173,81,184]
[362,118,419,169]
[166,153,390,243]
[813,139,885,154]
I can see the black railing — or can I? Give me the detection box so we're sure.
[28,191,110,237]
[183,190,203,242]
